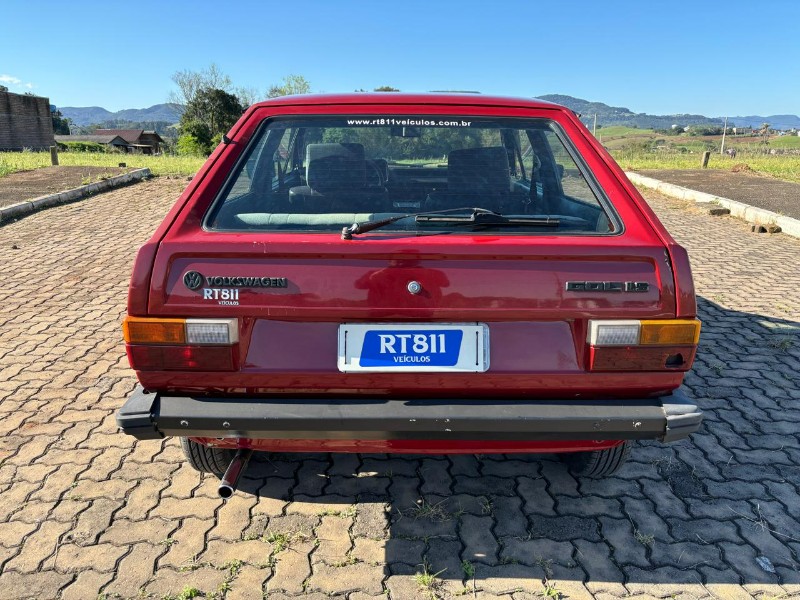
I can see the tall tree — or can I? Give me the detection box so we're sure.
[373,86,400,92]
[170,63,233,107]
[267,75,311,98]
[51,109,71,135]
[178,88,244,155]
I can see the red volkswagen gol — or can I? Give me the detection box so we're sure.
[117,93,701,497]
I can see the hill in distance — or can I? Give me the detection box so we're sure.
[536,95,800,131]
[59,103,183,126]
[57,96,800,131]
[536,94,724,129]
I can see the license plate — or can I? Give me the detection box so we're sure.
[338,323,489,372]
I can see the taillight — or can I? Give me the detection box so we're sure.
[587,319,701,371]
[123,317,238,371]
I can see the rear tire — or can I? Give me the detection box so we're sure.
[563,441,632,478]
[180,437,235,478]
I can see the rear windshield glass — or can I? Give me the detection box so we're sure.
[205,117,618,235]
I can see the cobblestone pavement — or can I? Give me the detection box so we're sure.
[0,179,799,600]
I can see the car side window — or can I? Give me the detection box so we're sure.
[272,128,295,187]
[542,130,601,208]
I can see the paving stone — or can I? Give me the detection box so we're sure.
[225,564,270,600]
[478,563,545,594]
[501,536,574,567]
[597,516,650,569]
[51,542,127,573]
[573,539,625,589]
[492,496,528,538]
[308,561,385,595]
[0,570,73,600]
[60,569,115,600]
[268,539,315,594]
[1,180,800,599]
[460,514,498,564]
[528,515,601,542]
[418,457,452,495]
[4,520,72,572]
[144,565,228,598]
[313,515,353,564]
[518,476,556,516]
[102,542,165,596]
[158,516,214,569]
[453,474,517,495]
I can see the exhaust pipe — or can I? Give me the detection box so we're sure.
[218,448,253,499]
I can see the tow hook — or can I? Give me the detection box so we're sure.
[218,448,253,499]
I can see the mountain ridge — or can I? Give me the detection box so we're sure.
[59,103,183,126]
[58,97,799,130]
[536,95,800,130]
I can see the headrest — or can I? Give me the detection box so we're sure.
[448,146,511,193]
[306,143,366,191]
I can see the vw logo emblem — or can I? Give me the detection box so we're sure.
[183,271,204,290]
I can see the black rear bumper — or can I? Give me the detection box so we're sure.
[116,386,702,444]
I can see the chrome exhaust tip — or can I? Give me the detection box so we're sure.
[218,448,253,499]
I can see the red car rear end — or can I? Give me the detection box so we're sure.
[117,94,701,493]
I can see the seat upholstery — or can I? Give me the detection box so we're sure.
[426,146,526,212]
[447,147,512,195]
[306,143,367,191]
[290,143,387,212]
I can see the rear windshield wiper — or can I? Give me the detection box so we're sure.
[341,207,480,239]
[342,207,580,239]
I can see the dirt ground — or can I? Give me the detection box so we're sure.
[0,166,133,208]
[637,169,800,220]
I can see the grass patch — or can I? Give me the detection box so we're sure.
[0,150,205,178]
[413,561,446,596]
[613,148,800,183]
[406,499,452,522]
[634,529,655,547]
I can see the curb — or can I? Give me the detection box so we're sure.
[0,168,151,226]
[625,171,800,239]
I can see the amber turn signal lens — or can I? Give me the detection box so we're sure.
[123,317,186,344]
[639,319,701,346]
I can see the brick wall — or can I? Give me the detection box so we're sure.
[0,91,56,151]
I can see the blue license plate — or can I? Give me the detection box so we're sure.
[359,329,463,368]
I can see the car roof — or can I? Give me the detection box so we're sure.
[250,92,566,111]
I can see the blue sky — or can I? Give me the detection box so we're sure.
[2,0,798,116]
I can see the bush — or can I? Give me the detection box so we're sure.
[177,134,208,156]
[57,141,107,153]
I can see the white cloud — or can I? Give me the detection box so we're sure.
[0,74,36,91]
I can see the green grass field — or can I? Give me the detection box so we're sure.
[0,151,205,179]
[612,149,800,183]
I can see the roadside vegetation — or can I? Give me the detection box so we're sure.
[0,150,204,178]
[595,124,800,183]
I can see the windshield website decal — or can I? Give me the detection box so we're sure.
[346,118,472,127]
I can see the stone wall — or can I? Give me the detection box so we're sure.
[0,91,55,151]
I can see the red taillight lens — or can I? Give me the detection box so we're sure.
[123,316,239,371]
[126,345,237,371]
[587,319,701,372]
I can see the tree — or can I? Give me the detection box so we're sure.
[267,75,311,98]
[0,85,7,92]
[179,88,244,155]
[51,109,71,135]
[373,86,400,92]
[170,63,233,107]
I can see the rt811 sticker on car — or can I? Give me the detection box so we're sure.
[338,324,489,372]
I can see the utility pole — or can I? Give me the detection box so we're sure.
[720,116,728,155]
[593,113,597,137]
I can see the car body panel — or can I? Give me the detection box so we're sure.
[121,93,700,452]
